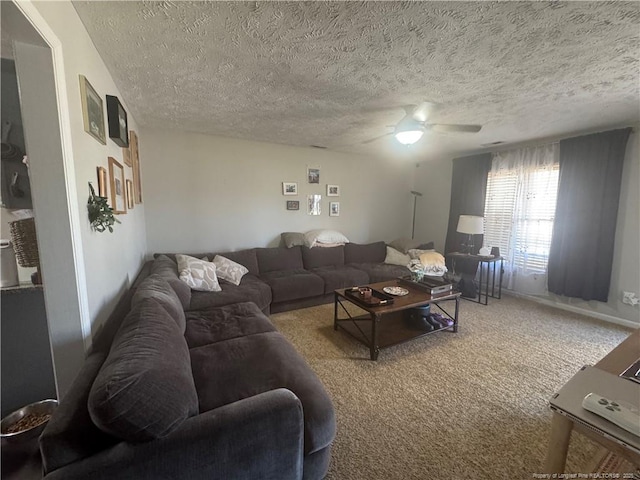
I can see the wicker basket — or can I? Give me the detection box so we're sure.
[9,218,40,268]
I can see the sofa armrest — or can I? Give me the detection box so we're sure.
[44,388,304,480]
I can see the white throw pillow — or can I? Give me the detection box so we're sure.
[212,255,248,286]
[176,254,221,292]
[304,229,349,248]
[384,246,411,266]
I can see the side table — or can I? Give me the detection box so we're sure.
[446,253,504,305]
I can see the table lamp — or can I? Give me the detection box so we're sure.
[456,215,484,254]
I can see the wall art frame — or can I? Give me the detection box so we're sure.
[327,184,340,196]
[308,194,321,215]
[282,182,298,195]
[108,156,126,214]
[129,130,143,204]
[286,200,299,210]
[126,179,134,210]
[330,201,340,217]
[79,75,106,145]
[307,167,320,184]
[106,95,129,147]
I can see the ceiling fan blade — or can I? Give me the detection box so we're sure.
[412,102,437,122]
[429,124,482,133]
[361,132,393,144]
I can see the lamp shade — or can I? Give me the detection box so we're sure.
[395,129,424,145]
[456,215,484,235]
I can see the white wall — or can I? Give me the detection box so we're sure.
[414,129,640,325]
[142,129,415,254]
[26,1,148,337]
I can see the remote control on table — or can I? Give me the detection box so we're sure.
[582,393,640,437]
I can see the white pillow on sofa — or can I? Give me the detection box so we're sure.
[384,246,411,266]
[212,255,248,286]
[304,229,349,248]
[176,254,221,292]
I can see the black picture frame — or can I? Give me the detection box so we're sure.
[106,95,129,147]
[286,200,299,210]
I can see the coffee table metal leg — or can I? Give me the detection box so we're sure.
[333,293,338,331]
[371,314,380,360]
[453,297,460,333]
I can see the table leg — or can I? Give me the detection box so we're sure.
[453,297,459,333]
[544,412,573,474]
[498,258,504,299]
[333,293,338,331]
[371,314,380,361]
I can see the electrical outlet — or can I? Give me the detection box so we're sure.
[622,291,639,306]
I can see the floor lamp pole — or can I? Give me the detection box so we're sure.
[410,191,422,239]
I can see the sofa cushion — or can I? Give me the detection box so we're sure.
[188,274,272,312]
[190,331,336,455]
[257,246,304,273]
[212,255,249,285]
[88,298,199,442]
[211,249,259,276]
[184,302,277,349]
[132,274,186,333]
[281,232,306,249]
[344,241,386,264]
[311,266,369,293]
[350,263,411,283]
[385,246,411,267]
[302,245,345,270]
[177,254,222,292]
[259,269,324,303]
[388,238,435,254]
[149,255,191,310]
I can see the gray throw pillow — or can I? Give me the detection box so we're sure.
[88,298,199,442]
[281,232,306,248]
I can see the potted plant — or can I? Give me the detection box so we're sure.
[87,182,119,233]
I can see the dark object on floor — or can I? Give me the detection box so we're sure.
[404,305,433,331]
[456,276,478,298]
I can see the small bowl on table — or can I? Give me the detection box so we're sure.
[1,399,58,445]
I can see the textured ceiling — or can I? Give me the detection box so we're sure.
[73,1,639,160]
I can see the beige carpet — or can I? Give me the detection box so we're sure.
[270,295,634,480]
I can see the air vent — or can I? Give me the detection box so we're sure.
[481,141,505,147]
[310,145,327,149]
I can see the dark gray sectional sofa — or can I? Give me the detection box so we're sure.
[39,241,412,480]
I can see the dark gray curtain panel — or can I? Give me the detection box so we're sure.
[444,153,492,254]
[547,128,631,301]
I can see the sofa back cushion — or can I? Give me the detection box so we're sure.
[88,298,199,442]
[344,241,386,264]
[149,255,192,310]
[302,245,345,269]
[211,248,259,276]
[132,274,186,333]
[256,246,304,273]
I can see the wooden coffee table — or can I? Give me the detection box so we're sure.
[334,279,461,360]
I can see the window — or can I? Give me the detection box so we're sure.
[484,163,559,274]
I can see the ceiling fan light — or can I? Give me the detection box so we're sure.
[395,129,424,145]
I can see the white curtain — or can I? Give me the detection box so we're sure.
[484,143,559,295]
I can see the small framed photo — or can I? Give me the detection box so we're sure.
[126,179,134,210]
[79,75,106,144]
[308,194,321,215]
[106,95,129,147]
[286,200,299,210]
[327,184,340,196]
[330,201,340,217]
[96,166,108,197]
[307,167,320,184]
[108,156,126,214]
[282,182,298,195]
[122,145,132,167]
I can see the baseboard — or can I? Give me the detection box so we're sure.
[504,291,640,330]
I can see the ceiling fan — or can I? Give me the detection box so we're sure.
[363,102,482,146]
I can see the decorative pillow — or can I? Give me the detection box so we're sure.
[212,255,249,286]
[88,298,199,442]
[281,232,306,249]
[304,229,349,248]
[176,254,221,292]
[407,248,436,260]
[384,246,411,266]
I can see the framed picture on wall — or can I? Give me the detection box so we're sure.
[330,201,340,217]
[79,75,106,145]
[96,166,108,197]
[307,167,320,184]
[286,200,299,210]
[327,184,340,196]
[108,157,126,214]
[122,144,132,167]
[126,179,134,210]
[106,95,129,147]
[129,130,143,204]
[308,194,321,215]
[282,182,298,195]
